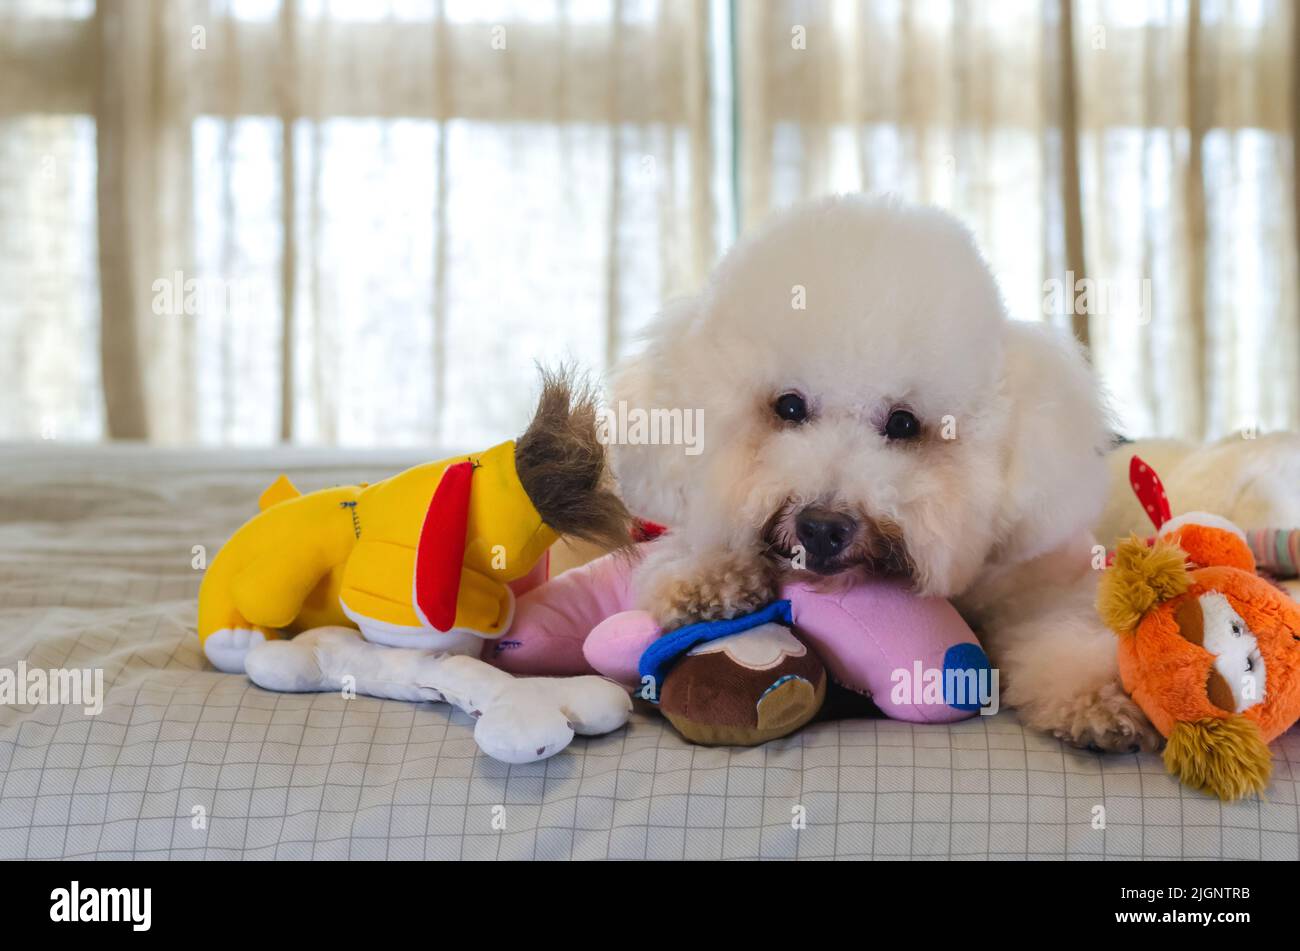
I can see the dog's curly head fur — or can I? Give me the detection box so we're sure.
[611,195,1111,598]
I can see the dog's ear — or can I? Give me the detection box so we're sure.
[607,297,704,526]
[995,321,1112,566]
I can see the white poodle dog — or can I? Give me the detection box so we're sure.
[611,194,1160,752]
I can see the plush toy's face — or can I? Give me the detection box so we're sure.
[463,440,557,582]
[1174,589,1266,714]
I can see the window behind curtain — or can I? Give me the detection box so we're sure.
[0,0,721,446]
[1,0,1296,446]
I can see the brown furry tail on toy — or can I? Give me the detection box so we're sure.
[515,366,632,552]
[1163,716,1272,801]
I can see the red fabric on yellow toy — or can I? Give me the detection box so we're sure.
[1098,458,1300,800]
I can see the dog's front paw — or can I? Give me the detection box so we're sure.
[1021,680,1162,754]
[645,550,777,631]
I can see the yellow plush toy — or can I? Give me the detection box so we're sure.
[198,370,631,672]
[200,440,559,670]
[197,373,636,763]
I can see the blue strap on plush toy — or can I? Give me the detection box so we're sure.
[637,600,794,704]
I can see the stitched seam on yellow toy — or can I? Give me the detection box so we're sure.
[357,539,418,554]
[338,500,361,538]
[344,584,412,606]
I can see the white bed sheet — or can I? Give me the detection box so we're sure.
[0,444,1296,860]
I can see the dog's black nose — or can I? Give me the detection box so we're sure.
[794,508,856,562]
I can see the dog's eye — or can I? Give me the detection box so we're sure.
[883,408,921,440]
[774,393,809,423]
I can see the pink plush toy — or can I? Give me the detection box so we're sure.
[489,547,991,745]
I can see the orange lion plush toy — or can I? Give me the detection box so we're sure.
[1098,457,1300,800]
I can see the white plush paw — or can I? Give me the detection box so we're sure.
[471,676,632,763]
[203,627,265,674]
[474,695,577,764]
[245,638,326,692]
[549,676,634,735]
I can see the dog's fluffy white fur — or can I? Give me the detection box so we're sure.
[611,194,1160,752]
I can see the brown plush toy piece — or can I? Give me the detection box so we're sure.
[657,622,827,746]
[1098,520,1300,800]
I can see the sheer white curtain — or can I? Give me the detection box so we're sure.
[0,0,719,446]
[2,0,1297,446]
[736,0,1299,441]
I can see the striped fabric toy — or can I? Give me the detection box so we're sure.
[1246,529,1300,579]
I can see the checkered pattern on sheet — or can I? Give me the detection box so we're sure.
[0,446,1297,860]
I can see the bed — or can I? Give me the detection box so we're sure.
[1,444,1296,860]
